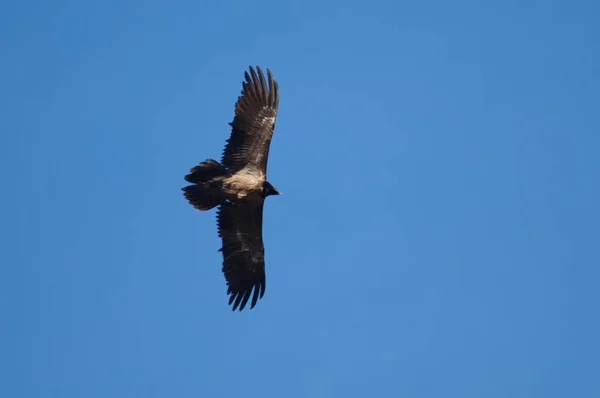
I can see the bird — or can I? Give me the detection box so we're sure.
[182,65,281,311]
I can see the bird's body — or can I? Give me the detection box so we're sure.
[222,168,266,199]
[182,66,281,311]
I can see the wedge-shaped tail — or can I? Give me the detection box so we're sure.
[183,159,229,211]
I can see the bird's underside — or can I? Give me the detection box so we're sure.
[182,65,280,312]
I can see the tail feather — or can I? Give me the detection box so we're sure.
[182,183,225,211]
[185,159,228,183]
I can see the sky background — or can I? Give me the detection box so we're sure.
[2,0,599,397]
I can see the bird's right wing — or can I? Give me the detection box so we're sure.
[216,200,267,311]
[221,66,279,174]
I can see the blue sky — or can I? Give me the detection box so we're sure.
[2,0,599,396]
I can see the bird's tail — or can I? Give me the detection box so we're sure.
[184,159,228,183]
[182,182,226,211]
[183,159,229,211]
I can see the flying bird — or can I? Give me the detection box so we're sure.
[182,65,281,311]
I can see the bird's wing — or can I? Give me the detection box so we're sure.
[217,200,267,311]
[221,65,279,174]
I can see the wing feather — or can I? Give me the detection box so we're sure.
[217,200,267,311]
[221,65,279,173]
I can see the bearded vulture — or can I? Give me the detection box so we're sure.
[182,65,281,311]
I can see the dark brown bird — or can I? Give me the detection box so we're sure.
[182,65,281,311]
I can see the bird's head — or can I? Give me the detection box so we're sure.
[262,181,282,198]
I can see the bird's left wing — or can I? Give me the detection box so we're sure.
[216,200,267,311]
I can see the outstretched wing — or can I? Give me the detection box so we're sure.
[221,65,279,174]
[216,200,267,311]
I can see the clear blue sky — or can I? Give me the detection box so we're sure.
[2,0,599,397]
